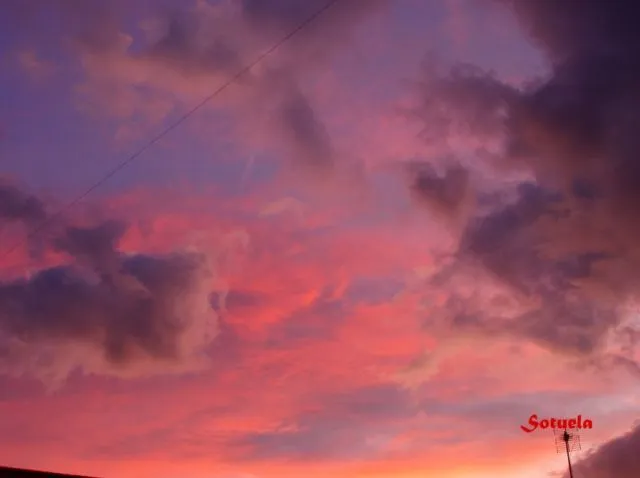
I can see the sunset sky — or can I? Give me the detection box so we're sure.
[1,1,640,477]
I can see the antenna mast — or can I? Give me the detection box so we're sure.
[554,428,581,478]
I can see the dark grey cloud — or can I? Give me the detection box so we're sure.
[0,189,218,387]
[415,0,640,212]
[53,219,126,271]
[212,289,266,314]
[568,422,640,478]
[503,1,640,202]
[137,7,244,78]
[1,250,210,362]
[277,80,335,174]
[0,179,50,258]
[405,161,473,225]
[425,183,628,363]
[414,59,517,145]
[0,180,47,225]
[460,182,562,259]
[458,0,640,212]
[411,0,640,372]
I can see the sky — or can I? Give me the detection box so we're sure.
[1,1,640,477]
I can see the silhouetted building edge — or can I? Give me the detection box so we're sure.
[0,465,99,477]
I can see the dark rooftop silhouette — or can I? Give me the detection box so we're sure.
[0,466,99,477]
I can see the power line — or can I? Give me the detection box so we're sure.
[0,0,340,261]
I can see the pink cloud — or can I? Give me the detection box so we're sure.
[1,185,637,477]
[2,1,640,476]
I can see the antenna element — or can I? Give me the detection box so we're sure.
[553,428,581,478]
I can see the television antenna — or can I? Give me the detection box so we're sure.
[553,428,582,478]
